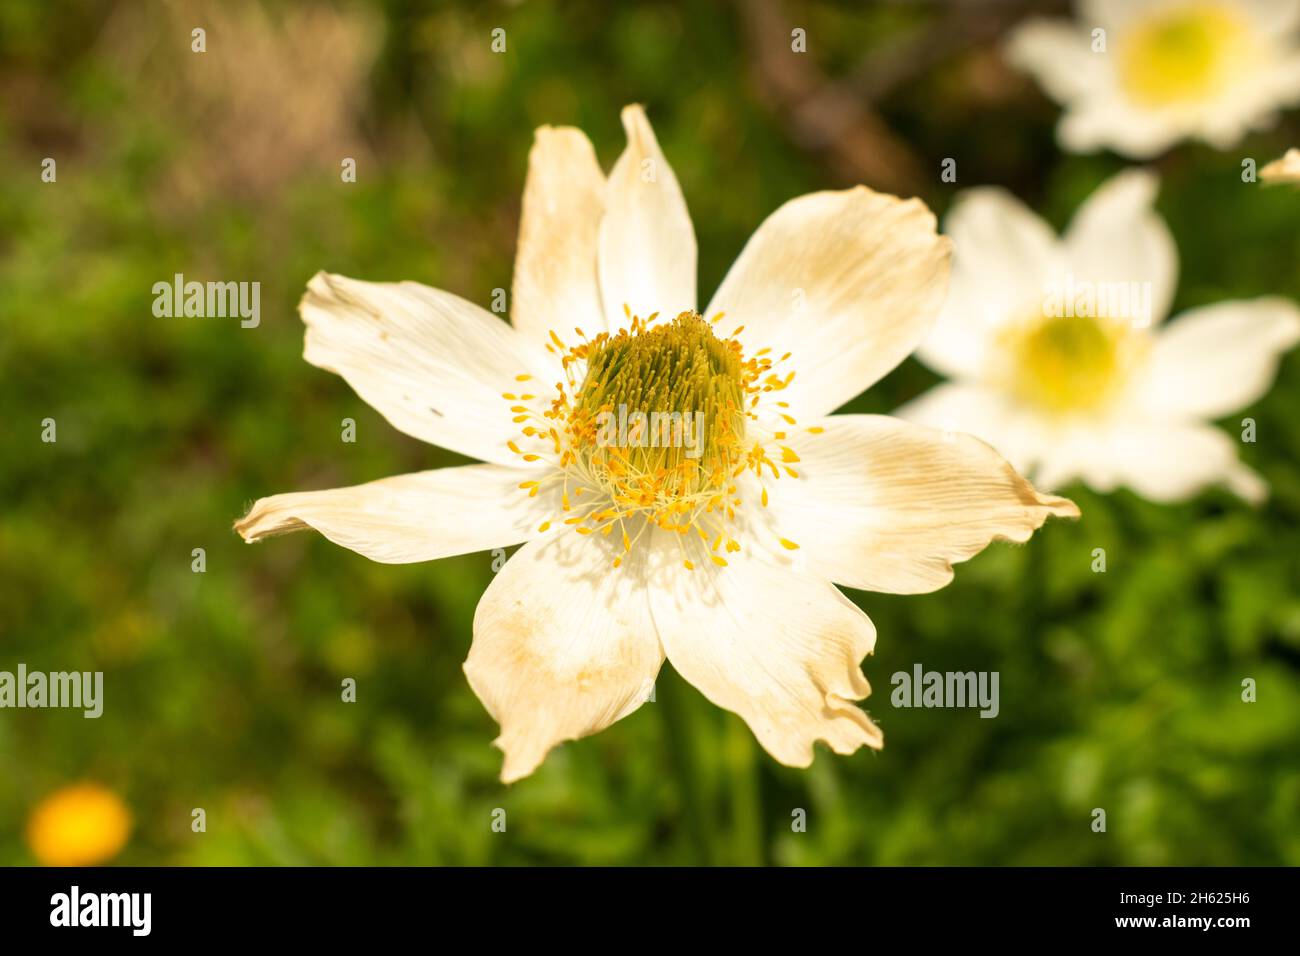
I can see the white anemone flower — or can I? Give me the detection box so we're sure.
[1262,147,1300,183]
[1007,0,1300,158]
[897,169,1300,504]
[235,105,1077,783]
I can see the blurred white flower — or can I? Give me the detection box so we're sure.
[1007,0,1300,157]
[1261,147,1300,182]
[898,169,1300,503]
[236,106,1077,783]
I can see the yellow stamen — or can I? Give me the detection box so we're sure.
[510,310,809,570]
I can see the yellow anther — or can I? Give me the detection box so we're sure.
[507,309,809,573]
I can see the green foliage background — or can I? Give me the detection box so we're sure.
[2,0,1298,866]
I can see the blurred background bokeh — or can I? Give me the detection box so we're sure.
[2,0,1299,866]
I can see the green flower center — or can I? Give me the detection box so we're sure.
[506,309,806,570]
[574,311,747,495]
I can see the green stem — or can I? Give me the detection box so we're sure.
[724,715,763,866]
[658,667,716,865]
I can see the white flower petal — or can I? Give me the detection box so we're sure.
[707,187,951,418]
[647,533,882,768]
[1054,419,1267,504]
[1199,47,1300,148]
[1261,147,1300,183]
[598,105,696,330]
[300,272,558,465]
[894,382,1047,475]
[1058,97,1185,159]
[234,464,552,563]
[1137,297,1300,420]
[465,532,662,783]
[761,415,1077,595]
[1004,19,1104,102]
[1240,0,1300,36]
[1081,0,1153,29]
[917,187,1058,380]
[512,126,607,344]
[1063,169,1177,327]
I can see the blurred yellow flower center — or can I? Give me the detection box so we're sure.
[1007,313,1127,414]
[27,783,131,867]
[506,309,804,569]
[1119,5,1249,106]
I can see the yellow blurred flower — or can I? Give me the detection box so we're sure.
[898,170,1300,503]
[1007,0,1300,158]
[26,783,131,867]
